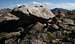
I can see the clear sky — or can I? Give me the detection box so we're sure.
[0,0,75,9]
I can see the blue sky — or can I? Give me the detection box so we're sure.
[0,0,75,9]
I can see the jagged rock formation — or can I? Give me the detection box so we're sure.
[0,5,75,44]
[13,5,55,19]
[0,5,55,44]
[0,9,20,44]
[10,5,55,44]
[0,11,19,32]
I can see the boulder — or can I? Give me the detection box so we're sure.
[0,12,20,32]
[0,12,19,22]
[13,5,55,20]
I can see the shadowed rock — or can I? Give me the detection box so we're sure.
[0,12,19,32]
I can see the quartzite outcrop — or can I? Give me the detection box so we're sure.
[0,5,75,44]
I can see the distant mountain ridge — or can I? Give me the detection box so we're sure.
[51,8,71,15]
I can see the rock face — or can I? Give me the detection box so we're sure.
[0,11,19,32]
[13,5,55,19]
[0,12,19,22]
[0,5,55,44]
[0,5,75,44]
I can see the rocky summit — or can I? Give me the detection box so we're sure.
[13,5,55,19]
[0,5,75,44]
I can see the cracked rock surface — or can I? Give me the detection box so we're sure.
[0,5,75,44]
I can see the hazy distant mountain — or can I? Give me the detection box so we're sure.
[71,10,75,13]
[51,8,71,15]
[0,8,11,13]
